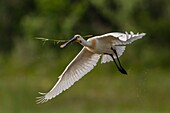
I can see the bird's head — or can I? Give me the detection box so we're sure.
[60,34,84,48]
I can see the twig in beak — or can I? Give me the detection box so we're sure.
[35,37,68,45]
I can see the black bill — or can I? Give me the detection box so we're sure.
[60,36,77,48]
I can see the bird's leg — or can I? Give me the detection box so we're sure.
[111,48,128,75]
[108,54,124,74]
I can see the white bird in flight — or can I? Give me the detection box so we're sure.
[36,31,146,103]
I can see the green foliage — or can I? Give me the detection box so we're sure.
[0,0,170,113]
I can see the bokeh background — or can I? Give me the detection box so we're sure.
[0,0,170,113]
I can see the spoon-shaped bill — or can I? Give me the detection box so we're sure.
[60,36,77,48]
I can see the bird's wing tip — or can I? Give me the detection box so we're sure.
[38,92,46,95]
[36,92,48,104]
[140,32,146,36]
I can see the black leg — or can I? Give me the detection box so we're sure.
[109,54,127,74]
[111,48,128,75]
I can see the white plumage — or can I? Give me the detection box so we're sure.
[37,31,146,103]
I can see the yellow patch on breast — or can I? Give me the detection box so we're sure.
[86,38,97,53]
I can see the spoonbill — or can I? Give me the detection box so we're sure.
[36,31,146,103]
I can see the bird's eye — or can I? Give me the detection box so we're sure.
[77,36,80,39]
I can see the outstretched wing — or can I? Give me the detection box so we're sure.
[37,47,101,103]
[96,31,146,45]
[98,31,146,63]
[111,31,146,45]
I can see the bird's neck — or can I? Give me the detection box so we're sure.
[80,38,92,47]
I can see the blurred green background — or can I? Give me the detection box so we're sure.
[0,0,170,113]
